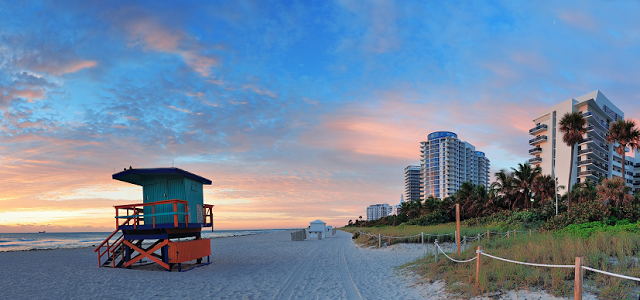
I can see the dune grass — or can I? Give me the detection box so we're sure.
[342,223,509,245]
[407,231,640,299]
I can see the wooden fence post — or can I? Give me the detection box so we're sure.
[454,230,457,250]
[378,233,381,248]
[487,230,490,240]
[456,204,461,255]
[421,232,424,245]
[514,229,516,237]
[507,231,510,239]
[475,246,483,286]
[574,257,583,300]
[530,229,532,236]
[434,239,439,263]
[463,236,467,251]
[477,233,480,241]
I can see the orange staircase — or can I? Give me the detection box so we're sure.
[94,213,137,268]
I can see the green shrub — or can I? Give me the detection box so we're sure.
[404,210,451,226]
[559,220,640,239]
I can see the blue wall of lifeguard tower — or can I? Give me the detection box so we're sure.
[140,175,203,224]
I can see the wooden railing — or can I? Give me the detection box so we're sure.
[114,199,189,229]
[94,216,135,267]
[204,204,214,230]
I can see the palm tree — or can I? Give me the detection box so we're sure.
[597,177,632,209]
[606,119,640,186]
[569,181,597,204]
[491,169,515,209]
[422,196,440,215]
[559,112,587,209]
[469,184,489,217]
[531,174,556,206]
[455,181,476,217]
[511,163,542,209]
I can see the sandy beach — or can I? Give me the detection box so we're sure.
[0,230,428,299]
[0,230,588,299]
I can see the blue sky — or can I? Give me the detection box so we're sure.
[1,0,640,231]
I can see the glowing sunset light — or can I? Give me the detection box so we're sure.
[1,1,640,233]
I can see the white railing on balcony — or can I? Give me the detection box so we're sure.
[529,135,548,144]
[529,124,548,135]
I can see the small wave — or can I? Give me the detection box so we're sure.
[0,240,13,243]
[78,239,104,243]
[19,238,35,241]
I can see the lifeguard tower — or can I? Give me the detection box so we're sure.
[94,167,214,272]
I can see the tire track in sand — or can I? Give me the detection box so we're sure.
[272,236,335,300]
[339,239,362,300]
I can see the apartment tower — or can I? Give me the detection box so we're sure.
[404,165,422,201]
[366,204,392,221]
[528,90,640,192]
[420,131,490,199]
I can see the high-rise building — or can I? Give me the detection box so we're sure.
[529,90,640,192]
[420,131,490,199]
[366,204,393,221]
[404,165,422,201]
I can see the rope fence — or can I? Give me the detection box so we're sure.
[357,228,640,299]
[429,239,640,300]
[357,227,534,249]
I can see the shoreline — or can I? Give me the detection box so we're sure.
[0,228,295,253]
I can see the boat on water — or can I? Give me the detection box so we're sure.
[38,231,46,233]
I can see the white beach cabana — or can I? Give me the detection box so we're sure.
[309,220,326,239]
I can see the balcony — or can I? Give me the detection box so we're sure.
[578,148,592,155]
[529,147,543,155]
[529,135,548,145]
[580,137,594,144]
[577,159,608,172]
[529,124,548,135]
[586,151,608,163]
[587,129,607,141]
[583,111,609,131]
[580,138,608,153]
[578,170,601,180]
[529,157,542,164]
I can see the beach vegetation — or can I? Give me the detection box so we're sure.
[408,229,640,298]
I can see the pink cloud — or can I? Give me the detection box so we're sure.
[168,105,193,114]
[557,11,599,32]
[108,8,219,77]
[61,60,98,74]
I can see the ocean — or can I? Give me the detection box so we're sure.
[0,229,295,252]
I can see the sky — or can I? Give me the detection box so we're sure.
[2,0,640,232]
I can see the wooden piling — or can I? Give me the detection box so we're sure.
[574,257,583,300]
[463,236,466,251]
[475,246,483,286]
[456,204,460,255]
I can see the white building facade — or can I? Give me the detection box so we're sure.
[420,131,490,199]
[366,204,393,221]
[404,165,422,201]
[528,90,640,193]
